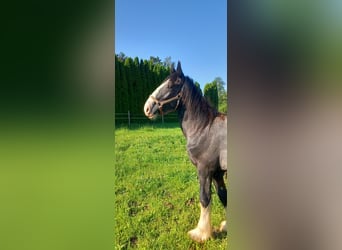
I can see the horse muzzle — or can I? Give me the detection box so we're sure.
[144,96,159,119]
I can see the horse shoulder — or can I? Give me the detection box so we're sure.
[186,132,207,165]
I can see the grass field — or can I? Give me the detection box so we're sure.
[114,123,227,249]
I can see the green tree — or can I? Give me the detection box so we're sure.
[203,82,218,109]
[115,55,121,113]
[124,57,134,111]
[213,77,227,113]
[150,56,161,65]
[163,56,172,68]
[120,59,129,112]
[114,53,172,120]
[140,59,148,107]
[131,57,141,114]
[194,81,203,96]
[117,52,126,62]
[143,59,152,93]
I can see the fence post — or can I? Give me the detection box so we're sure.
[128,110,131,128]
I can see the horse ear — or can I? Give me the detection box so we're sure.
[170,63,176,73]
[176,61,183,75]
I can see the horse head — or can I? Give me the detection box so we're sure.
[144,61,184,119]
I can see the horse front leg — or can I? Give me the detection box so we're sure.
[188,168,212,242]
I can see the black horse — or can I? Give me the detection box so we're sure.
[144,62,227,242]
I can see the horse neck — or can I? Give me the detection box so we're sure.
[177,81,216,139]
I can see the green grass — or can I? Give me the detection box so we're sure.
[114,123,227,249]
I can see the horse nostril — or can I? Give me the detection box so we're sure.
[146,107,150,113]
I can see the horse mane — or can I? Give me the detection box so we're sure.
[181,76,220,129]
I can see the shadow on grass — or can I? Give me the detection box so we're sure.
[187,230,227,249]
[212,229,227,240]
[115,122,180,131]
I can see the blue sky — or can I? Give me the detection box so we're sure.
[115,0,227,90]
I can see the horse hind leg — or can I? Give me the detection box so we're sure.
[188,169,212,242]
[213,171,227,207]
[219,207,227,232]
[213,171,227,232]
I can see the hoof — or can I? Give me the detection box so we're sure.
[219,220,227,232]
[188,227,212,243]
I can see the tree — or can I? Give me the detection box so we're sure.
[194,81,203,96]
[140,59,147,102]
[132,57,141,114]
[114,54,172,121]
[124,57,134,111]
[203,82,218,109]
[213,77,227,113]
[143,59,152,92]
[115,55,121,112]
[117,52,126,62]
[163,56,172,68]
[149,56,161,65]
[120,60,129,112]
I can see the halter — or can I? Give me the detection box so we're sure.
[149,87,183,115]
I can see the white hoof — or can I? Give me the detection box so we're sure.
[188,227,212,243]
[219,220,227,232]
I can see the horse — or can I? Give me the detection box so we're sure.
[143,62,227,242]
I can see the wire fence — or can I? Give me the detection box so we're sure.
[115,111,179,127]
